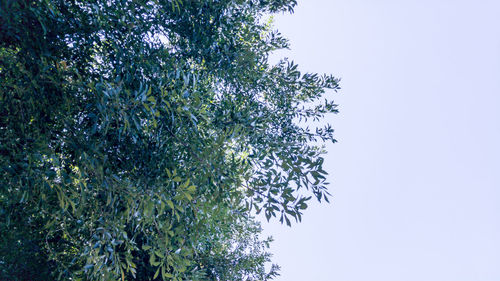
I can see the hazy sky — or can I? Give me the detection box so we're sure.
[261,1,500,280]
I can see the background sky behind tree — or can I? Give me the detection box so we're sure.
[262,0,500,280]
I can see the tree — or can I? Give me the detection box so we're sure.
[0,0,340,280]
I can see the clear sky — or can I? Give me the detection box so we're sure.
[261,0,500,280]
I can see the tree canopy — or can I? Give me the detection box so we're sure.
[0,0,340,280]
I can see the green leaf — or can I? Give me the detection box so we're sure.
[153,267,160,279]
[166,200,174,210]
[187,185,196,193]
[155,250,164,258]
[149,253,157,266]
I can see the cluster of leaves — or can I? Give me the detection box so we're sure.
[0,0,339,280]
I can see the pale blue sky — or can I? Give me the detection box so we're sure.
[262,0,500,280]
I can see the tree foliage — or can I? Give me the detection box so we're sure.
[0,0,340,280]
